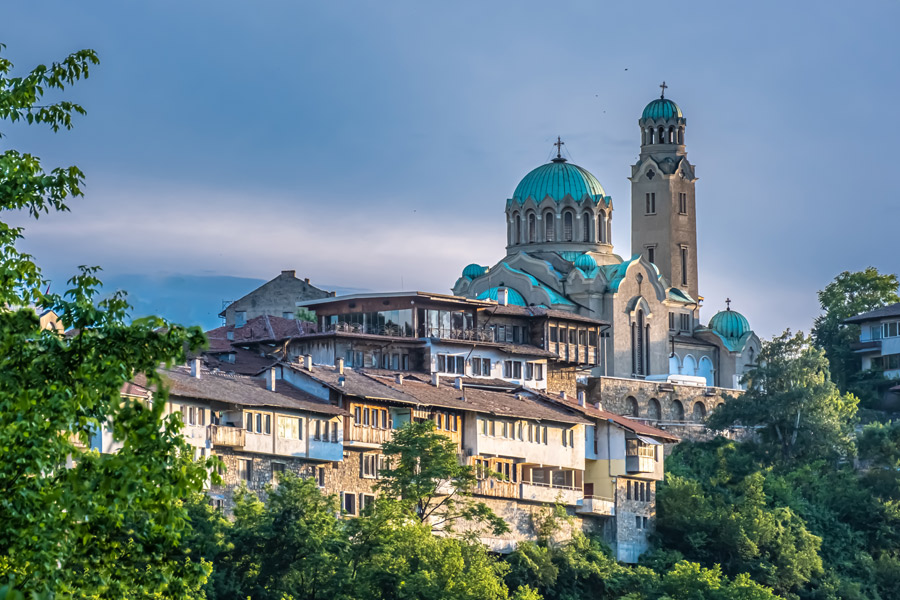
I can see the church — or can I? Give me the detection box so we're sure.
[452,86,760,390]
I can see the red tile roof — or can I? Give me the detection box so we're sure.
[206,315,316,345]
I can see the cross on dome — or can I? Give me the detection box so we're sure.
[554,136,565,158]
[659,81,668,99]
[725,298,732,310]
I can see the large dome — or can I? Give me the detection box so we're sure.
[708,308,750,339]
[642,98,683,121]
[511,159,608,205]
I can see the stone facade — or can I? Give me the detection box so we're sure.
[547,364,578,398]
[221,270,331,326]
[613,477,656,563]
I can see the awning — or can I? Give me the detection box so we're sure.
[636,435,662,445]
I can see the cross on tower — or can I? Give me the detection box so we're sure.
[554,136,565,159]
[659,81,668,99]
[725,298,732,310]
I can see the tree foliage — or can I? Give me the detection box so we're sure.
[378,420,508,536]
[812,268,899,395]
[708,330,858,462]
[0,45,216,597]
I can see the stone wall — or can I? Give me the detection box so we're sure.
[223,270,331,326]
[547,364,578,399]
[614,477,655,563]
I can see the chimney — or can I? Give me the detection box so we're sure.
[594,401,603,411]
[454,377,463,390]
[432,373,440,388]
[305,354,314,372]
[226,330,234,341]
[577,390,586,406]
[395,374,404,385]
[338,376,345,387]
[304,278,310,284]
[281,270,296,278]
[191,357,201,379]
[559,390,567,401]
[336,357,344,375]
[266,367,276,392]
[497,287,509,306]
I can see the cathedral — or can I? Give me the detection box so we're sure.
[452,87,760,390]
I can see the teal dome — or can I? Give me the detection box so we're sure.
[511,160,608,205]
[642,98,683,121]
[462,263,487,279]
[709,308,750,339]
[574,253,597,271]
[475,287,527,306]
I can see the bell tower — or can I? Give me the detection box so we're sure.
[629,83,699,304]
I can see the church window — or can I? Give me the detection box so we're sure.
[678,193,688,214]
[646,169,655,180]
[680,246,688,286]
[668,126,675,143]
[658,126,664,144]
[680,313,691,331]
[582,212,592,241]
[527,213,536,243]
[633,310,648,376]
[563,211,574,241]
[544,211,555,241]
[515,214,522,244]
[645,193,655,214]
[647,247,655,264]
[678,126,684,144]
[598,212,607,243]
[669,312,675,330]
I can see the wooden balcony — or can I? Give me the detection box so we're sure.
[210,425,245,448]
[346,424,393,446]
[473,478,519,499]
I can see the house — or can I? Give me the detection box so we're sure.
[845,302,900,405]
[219,270,332,327]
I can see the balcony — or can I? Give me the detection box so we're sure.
[576,495,615,516]
[626,455,656,473]
[850,340,881,352]
[520,482,580,505]
[473,478,519,499]
[210,425,245,448]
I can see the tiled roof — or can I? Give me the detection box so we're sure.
[286,364,589,424]
[135,366,346,416]
[203,347,279,376]
[482,304,607,325]
[432,337,559,358]
[844,303,900,324]
[534,393,680,442]
[121,381,152,399]
[206,315,316,345]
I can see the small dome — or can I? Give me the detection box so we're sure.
[462,263,487,279]
[511,160,608,205]
[475,287,527,306]
[574,253,597,271]
[709,308,750,339]
[642,98,683,121]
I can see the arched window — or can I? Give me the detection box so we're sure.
[626,396,640,417]
[658,126,664,144]
[544,210,555,242]
[698,356,713,386]
[598,211,607,244]
[648,398,661,420]
[648,128,654,144]
[692,402,707,422]
[682,355,697,376]
[678,126,684,144]
[672,400,685,421]
[668,355,680,375]
[633,309,647,375]
[582,211,593,242]
[563,211,574,241]
[515,214,522,245]
[642,129,647,145]
[668,126,675,143]
[527,212,536,243]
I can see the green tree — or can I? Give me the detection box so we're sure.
[378,420,508,536]
[708,330,858,462]
[0,45,216,597]
[812,268,899,393]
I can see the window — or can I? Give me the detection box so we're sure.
[679,192,688,214]
[680,313,691,331]
[643,516,649,529]
[238,459,252,483]
[645,193,656,214]
[647,247,655,264]
[884,322,900,338]
[354,406,361,425]
[525,363,534,380]
[481,358,491,375]
[199,408,205,426]
[528,212,536,242]
[535,364,544,381]
[472,358,482,376]
[626,481,632,500]
[589,330,598,346]
[235,311,247,327]
[362,453,379,478]
[578,329,586,345]
[549,325,558,343]
[454,356,465,374]
[332,421,339,442]
[680,246,688,286]
[255,413,262,434]
[569,329,577,344]
[503,361,512,378]
[563,211,574,241]
[635,515,642,529]
[359,493,376,511]
[272,462,286,482]
[489,420,496,437]
[313,420,322,441]
[544,211,555,241]
[513,361,522,379]
[496,325,505,342]
[542,426,548,444]
[316,466,326,487]
[562,428,568,447]
[669,312,675,330]
[437,354,446,373]
[478,417,487,435]
[277,416,302,440]
[264,415,271,435]
[342,492,356,515]
[528,423,535,442]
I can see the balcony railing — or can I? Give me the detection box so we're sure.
[473,478,519,499]
[521,482,580,505]
[576,495,615,516]
[210,425,245,448]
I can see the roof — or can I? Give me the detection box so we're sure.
[286,364,590,424]
[218,271,329,317]
[431,337,559,358]
[510,160,610,206]
[121,381,152,399]
[708,308,751,339]
[844,302,900,324]
[203,346,279,376]
[641,97,683,121]
[206,315,316,345]
[136,366,346,416]
[542,394,680,442]
[298,291,494,310]
[476,286,527,306]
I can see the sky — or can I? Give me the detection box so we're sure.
[3,1,899,334]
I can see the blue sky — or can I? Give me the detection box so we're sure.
[4,1,899,333]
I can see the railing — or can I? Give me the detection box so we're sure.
[210,425,245,448]
[473,478,519,499]
[422,327,494,342]
[327,322,415,338]
[576,495,615,516]
[346,425,393,445]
